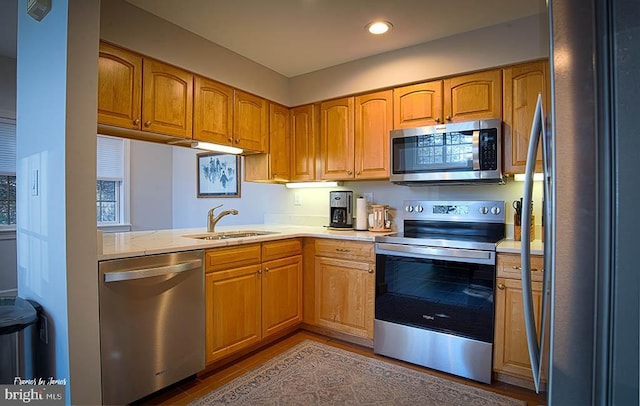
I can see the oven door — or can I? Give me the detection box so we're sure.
[375,243,495,343]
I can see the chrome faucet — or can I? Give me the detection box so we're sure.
[207,204,239,232]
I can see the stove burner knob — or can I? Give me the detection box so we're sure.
[479,206,489,214]
[415,205,424,213]
[405,205,414,213]
[491,206,501,215]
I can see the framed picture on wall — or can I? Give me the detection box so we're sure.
[196,153,241,198]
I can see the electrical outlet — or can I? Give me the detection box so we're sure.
[364,192,373,204]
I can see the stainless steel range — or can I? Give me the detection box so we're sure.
[374,200,505,384]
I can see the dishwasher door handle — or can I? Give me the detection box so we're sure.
[104,259,203,283]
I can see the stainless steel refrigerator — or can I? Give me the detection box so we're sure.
[519,0,639,404]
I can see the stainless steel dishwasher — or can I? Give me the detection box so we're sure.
[99,250,205,405]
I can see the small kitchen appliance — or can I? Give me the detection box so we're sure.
[329,191,353,228]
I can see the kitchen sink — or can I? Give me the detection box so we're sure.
[183,230,279,240]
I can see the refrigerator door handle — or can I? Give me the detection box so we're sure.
[521,93,548,393]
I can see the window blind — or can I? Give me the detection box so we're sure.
[0,121,16,174]
[97,135,124,180]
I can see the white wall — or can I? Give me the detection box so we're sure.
[17,0,101,403]
[129,140,173,230]
[171,147,288,228]
[289,13,549,105]
[100,0,290,105]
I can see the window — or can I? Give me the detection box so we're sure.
[0,119,16,226]
[97,135,130,229]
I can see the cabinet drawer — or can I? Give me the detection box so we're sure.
[262,239,302,262]
[205,244,261,273]
[497,253,544,282]
[314,239,374,262]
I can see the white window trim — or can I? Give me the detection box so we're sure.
[97,136,131,232]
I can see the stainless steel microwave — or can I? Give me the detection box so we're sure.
[390,119,503,185]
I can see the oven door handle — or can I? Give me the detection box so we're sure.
[376,243,492,262]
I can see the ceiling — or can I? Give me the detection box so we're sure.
[0,1,546,77]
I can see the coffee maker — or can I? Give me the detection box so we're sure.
[329,191,353,228]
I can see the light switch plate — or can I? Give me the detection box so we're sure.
[294,192,302,206]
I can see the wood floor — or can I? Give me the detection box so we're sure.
[137,331,546,405]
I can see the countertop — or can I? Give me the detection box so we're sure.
[99,224,396,261]
[496,239,545,256]
[100,224,546,261]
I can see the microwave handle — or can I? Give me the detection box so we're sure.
[472,130,480,170]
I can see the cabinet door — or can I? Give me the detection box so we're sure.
[193,75,233,145]
[234,90,269,152]
[142,58,193,138]
[443,69,502,122]
[97,42,142,129]
[393,81,443,128]
[262,255,303,338]
[493,277,543,380]
[244,103,290,182]
[269,103,290,180]
[290,104,318,181]
[503,61,550,174]
[319,97,355,180]
[315,256,374,338]
[354,90,392,179]
[205,264,261,363]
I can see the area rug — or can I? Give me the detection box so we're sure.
[190,340,525,406]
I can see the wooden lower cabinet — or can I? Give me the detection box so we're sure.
[493,253,547,385]
[262,255,302,338]
[205,239,302,364]
[205,264,262,363]
[314,256,375,339]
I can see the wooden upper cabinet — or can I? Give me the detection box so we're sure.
[244,103,290,182]
[290,104,318,181]
[268,103,290,180]
[142,58,193,138]
[234,90,269,153]
[393,81,443,128]
[319,97,355,180]
[97,42,142,129]
[193,75,233,145]
[443,69,502,122]
[354,90,392,179]
[503,61,550,174]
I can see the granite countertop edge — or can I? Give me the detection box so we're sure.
[496,239,545,256]
[98,224,396,261]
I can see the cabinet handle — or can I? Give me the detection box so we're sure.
[144,121,152,127]
[133,118,140,126]
[445,116,452,121]
[497,283,505,290]
[347,170,353,175]
[512,265,539,272]
[257,269,262,274]
[356,171,361,176]
[264,267,269,272]
[368,268,373,274]
[335,248,351,253]
[434,117,441,123]
[228,137,233,142]
[234,138,240,143]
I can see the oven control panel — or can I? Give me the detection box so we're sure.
[403,200,505,223]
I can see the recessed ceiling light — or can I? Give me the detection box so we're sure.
[366,21,392,35]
